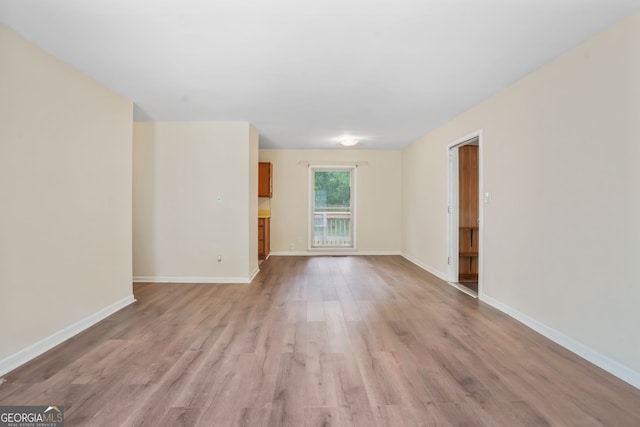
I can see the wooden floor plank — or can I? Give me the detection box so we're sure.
[1,255,639,426]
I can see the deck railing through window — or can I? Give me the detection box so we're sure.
[313,211,352,246]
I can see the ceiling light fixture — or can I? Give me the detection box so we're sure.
[339,138,359,147]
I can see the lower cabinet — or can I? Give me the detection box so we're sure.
[258,217,270,260]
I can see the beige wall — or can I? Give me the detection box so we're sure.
[248,125,260,275]
[133,122,258,282]
[259,149,402,253]
[0,25,133,363]
[403,13,640,375]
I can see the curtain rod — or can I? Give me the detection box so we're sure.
[297,160,368,166]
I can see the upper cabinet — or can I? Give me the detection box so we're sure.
[258,162,273,198]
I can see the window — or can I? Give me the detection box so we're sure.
[309,166,356,249]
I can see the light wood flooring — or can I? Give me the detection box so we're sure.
[1,256,639,426]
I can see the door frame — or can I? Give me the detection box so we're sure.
[447,130,484,297]
[307,164,357,251]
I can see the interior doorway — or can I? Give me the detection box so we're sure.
[448,132,482,296]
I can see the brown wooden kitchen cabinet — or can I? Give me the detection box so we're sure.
[258,217,270,260]
[258,162,272,198]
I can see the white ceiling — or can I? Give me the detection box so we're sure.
[1,0,639,149]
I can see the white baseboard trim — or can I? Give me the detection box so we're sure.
[0,294,135,377]
[133,275,254,284]
[248,266,260,283]
[269,250,402,256]
[481,293,640,390]
[400,253,448,281]
[447,281,478,298]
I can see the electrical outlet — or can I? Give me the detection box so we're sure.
[289,243,295,250]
